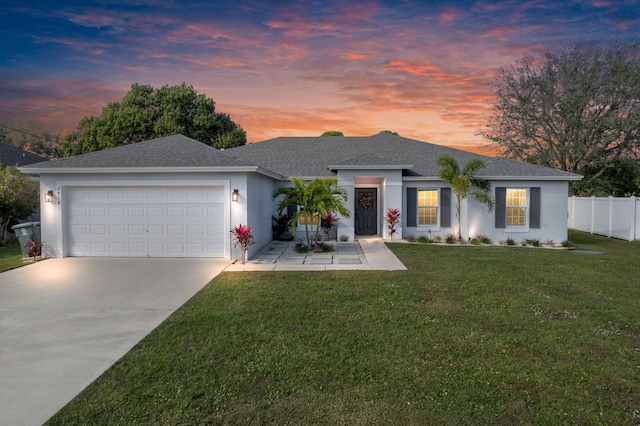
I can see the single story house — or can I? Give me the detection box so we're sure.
[20,133,581,260]
[0,142,48,167]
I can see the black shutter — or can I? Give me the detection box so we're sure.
[530,187,541,228]
[441,188,451,227]
[406,188,417,227]
[495,187,506,228]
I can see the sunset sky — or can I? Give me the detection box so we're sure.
[1,0,639,152]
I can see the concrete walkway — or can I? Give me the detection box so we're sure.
[225,238,406,271]
[0,257,229,426]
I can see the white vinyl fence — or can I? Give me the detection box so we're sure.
[568,196,640,241]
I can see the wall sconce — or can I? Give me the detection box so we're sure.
[45,190,54,203]
[232,189,239,202]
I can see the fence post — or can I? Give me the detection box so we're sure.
[631,196,637,241]
[608,196,613,238]
[590,196,595,234]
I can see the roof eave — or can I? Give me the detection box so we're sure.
[19,166,285,179]
[329,164,413,170]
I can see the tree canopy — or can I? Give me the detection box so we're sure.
[0,165,39,244]
[321,131,344,137]
[62,83,246,156]
[481,40,640,193]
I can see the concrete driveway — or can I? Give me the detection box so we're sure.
[0,257,229,426]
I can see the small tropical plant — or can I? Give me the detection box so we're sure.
[295,241,309,253]
[436,154,495,240]
[272,177,350,251]
[505,237,515,246]
[321,213,338,241]
[384,208,401,240]
[405,234,416,242]
[561,239,574,248]
[531,239,541,247]
[24,236,42,258]
[272,214,293,241]
[445,232,457,244]
[230,224,255,264]
[433,235,443,243]
[470,238,480,245]
[417,236,430,244]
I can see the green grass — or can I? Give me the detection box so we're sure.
[47,231,640,425]
[0,239,28,272]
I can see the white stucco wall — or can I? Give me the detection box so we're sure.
[244,173,275,260]
[402,179,570,244]
[37,171,253,259]
[335,169,404,241]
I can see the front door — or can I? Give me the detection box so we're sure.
[355,188,377,235]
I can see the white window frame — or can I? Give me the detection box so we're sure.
[505,188,528,228]
[417,188,439,227]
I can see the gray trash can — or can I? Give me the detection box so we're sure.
[11,222,41,258]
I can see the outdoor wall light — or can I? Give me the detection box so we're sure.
[232,189,239,202]
[45,190,54,203]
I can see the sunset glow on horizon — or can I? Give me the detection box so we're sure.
[1,1,638,154]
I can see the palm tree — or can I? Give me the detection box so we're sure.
[272,177,351,250]
[436,154,495,239]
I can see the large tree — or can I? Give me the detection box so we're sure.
[62,83,246,156]
[0,165,39,244]
[436,155,494,240]
[481,40,640,192]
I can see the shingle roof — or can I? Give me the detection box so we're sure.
[228,134,581,180]
[20,134,255,170]
[0,142,48,167]
[20,132,582,181]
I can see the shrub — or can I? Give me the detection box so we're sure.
[295,241,309,253]
[531,239,540,247]
[384,208,401,240]
[544,239,555,247]
[314,242,334,253]
[561,240,574,248]
[417,236,430,244]
[445,233,457,244]
[405,234,416,242]
[481,236,491,244]
[505,237,515,246]
[470,238,479,245]
[433,235,442,243]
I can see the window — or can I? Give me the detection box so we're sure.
[418,189,438,225]
[506,188,526,226]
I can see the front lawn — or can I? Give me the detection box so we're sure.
[0,239,27,272]
[47,231,640,425]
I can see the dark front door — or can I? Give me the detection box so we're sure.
[355,188,377,235]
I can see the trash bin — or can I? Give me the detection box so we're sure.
[11,222,41,258]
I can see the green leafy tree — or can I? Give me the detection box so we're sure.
[272,177,350,250]
[572,158,640,196]
[62,83,246,156]
[0,165,39,244]
[321,131,344,137]
[436,154,495,239]
[481,40,640,193]
[378,130,399,135]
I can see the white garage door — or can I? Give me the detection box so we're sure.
[67,187,226,257]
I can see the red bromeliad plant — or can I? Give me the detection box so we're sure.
[230,224,255,264]
[384,208,401,240]
[320,213,338,241]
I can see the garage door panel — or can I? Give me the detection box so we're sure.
[67,186,226,258]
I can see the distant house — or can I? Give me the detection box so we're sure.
[21,134,581,260]
[0,142,48,167]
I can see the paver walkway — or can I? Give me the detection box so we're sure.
[225,238,406,271]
